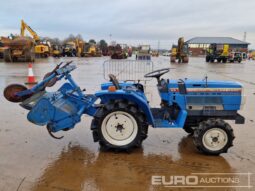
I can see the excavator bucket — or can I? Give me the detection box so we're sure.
[3,84,31,102]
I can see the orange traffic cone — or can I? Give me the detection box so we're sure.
[25,63,37,84]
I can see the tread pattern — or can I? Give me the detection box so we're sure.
[193,118,235,155]
[91,99,148,151]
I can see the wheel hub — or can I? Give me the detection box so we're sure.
[101,111,138,146]
[202,128,228,151]
[212,136,218,142]
[116,123,124,133]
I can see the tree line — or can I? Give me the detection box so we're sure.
[41,34,108,50]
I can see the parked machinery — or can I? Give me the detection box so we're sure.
[248,51,255,60]
[82,43,102,57]
[101,47,109,56]
[63,41,77,57]
[21,20,50,58]
[110,44,128,59]
[62,39,84,57]
[0,36,10,59]
[136,45,151,60]
[170,37,189,63]
[228,52,242,63]
[4,62,245,155]
[75,39,85,57]
[151,50,159,57]
[3,36,35,62]
[51,44,62,58]
[206,44,230,63]
[128,46,133,57]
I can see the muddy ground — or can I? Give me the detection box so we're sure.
[0,56,254,191]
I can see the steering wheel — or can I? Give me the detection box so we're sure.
[144,68,170,80]
[108,74,120,89]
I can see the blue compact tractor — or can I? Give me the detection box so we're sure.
[4,61,245,155]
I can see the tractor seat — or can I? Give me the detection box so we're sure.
[157,79,168,93]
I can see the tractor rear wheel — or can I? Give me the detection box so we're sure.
[193,119,234,155]
[91,100,148,151]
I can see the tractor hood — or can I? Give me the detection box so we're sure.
[170,79,242,89]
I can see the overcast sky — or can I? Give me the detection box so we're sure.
[0,0,254,49]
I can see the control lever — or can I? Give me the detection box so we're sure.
[53,62,63,72]
[42,62,64,88]
[61,61,73,68]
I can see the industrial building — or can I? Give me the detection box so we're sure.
[186,37,249,56]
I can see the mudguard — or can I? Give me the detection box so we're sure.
[95,90,155,126]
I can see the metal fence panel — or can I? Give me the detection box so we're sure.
[103,60,154,81]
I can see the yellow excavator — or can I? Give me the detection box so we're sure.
[21,20,50,58]
[76,39,85,57]
[63,39,84,57]
[170,37,189,63]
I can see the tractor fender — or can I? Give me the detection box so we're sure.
[95,90,155,126]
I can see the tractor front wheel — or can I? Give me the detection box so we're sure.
[91,100,148,151]
[193,119,234,155]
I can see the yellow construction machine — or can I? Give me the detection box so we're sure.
[0,37,10,59]
[2,35,35,62]
[170,37,189,63]
[63,39,84,57]
[76,39,85,57]
[206,44,230,63]
[51,44,62,58]
[21,20,50,58]
[82,43,102,57]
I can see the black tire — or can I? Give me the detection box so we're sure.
[183,125,194,135]
[205,56,210,62]
[91,99,148,151]
[193,119,235,155]
[222,58,227,63]
[4,49,12,62]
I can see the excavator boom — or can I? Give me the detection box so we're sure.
[20,20,40,41]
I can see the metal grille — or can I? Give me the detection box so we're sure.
[103,60,154,81]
